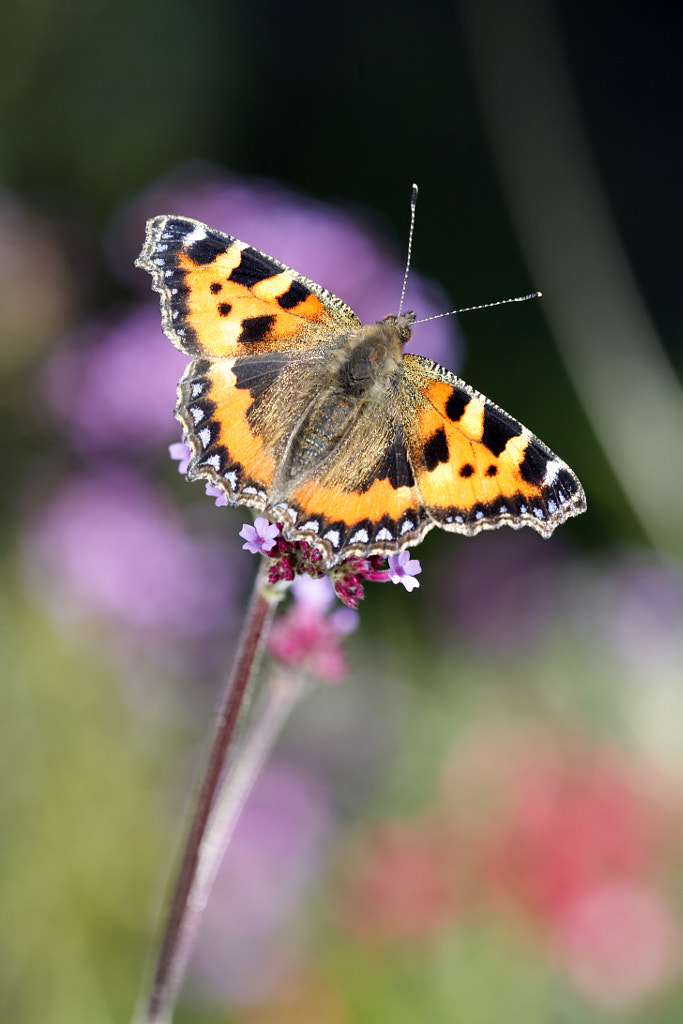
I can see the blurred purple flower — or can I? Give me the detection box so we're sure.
[388,551,422,591]
[113,165,461,369]
[22,468,243,648]
[190,759,332,1006]
[44,303,187,455]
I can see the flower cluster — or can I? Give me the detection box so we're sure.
[238,516,421,608]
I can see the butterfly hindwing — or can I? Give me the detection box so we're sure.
[178,348,430,566]
[401,353,585,537]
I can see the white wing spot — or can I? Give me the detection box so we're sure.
[376,527,393,541]
[350,528,369,544]
[198,427,211,448]
[544,459,561,485]
[533,507,545,520]
[243,486,257,495]
[225,471,238,489]
[400,519,415,535]
[547,497,557,513]
[475,510,484,520]
[183,224,207,245]
[191,382,205,397]
[498,505,508,515]
[301,520,320,533]
[324,530,341,548]
[204,454,221,470]
[191,406,205,424]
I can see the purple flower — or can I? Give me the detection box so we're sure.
[205,483,228,507]
[45,303,187,455]
[113,166,461,370]
[388,550,422,592]
[22,469,243,649]
[239,517,280,555]
[169,441,191,473]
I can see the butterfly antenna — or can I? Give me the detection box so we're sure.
[398,184,419,315]
[413,291,542,325]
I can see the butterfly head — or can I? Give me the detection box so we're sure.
[383,311,416,345]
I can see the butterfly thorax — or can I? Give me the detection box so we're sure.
[271,313,415,497]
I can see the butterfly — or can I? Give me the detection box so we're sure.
[136,215,586,568]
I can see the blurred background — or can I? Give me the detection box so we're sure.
[2,1,683,1021]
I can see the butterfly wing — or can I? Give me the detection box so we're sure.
[174,351,430,566]
[400,353,586,537]
[137,216,369,536]
[135,216,361,358]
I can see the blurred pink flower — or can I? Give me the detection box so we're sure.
[554,879,682,1008]
[484,748,668,920]
[342,822,458,941]
[190,760,332,1007]
[268,577,358,683]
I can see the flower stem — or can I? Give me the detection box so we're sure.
[134,561,279,1024]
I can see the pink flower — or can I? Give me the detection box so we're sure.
[554,880,682,1008]
[268,577,358,682]
[239,518,280,555]
[484,749,666,920]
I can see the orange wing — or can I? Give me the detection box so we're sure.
[401,353,586,537]
[135,216,360,358]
